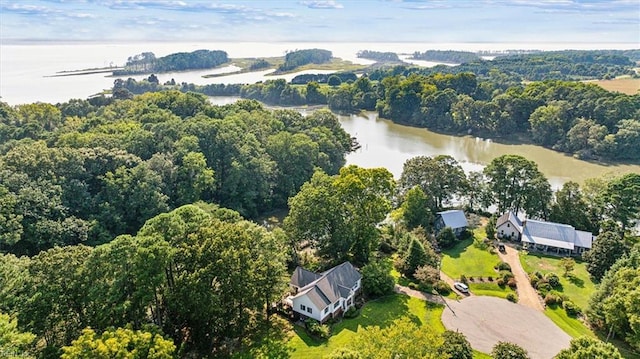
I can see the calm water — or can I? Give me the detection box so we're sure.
[3,42,639,186]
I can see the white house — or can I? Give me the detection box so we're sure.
[286,262,361,323]
[496,210,523,240]
[496,211,595,255]
[434,210,468,237]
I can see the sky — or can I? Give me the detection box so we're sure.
[0,0,639,43]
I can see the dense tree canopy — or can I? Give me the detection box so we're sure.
[0,94,351,255]
[61,327,175,359]
[555,336,622,359]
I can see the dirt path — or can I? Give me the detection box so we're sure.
[498,245,545,311]
[393,284,445,305]
[442,296,571,359]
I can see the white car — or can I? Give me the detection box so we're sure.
[454,282,469,293]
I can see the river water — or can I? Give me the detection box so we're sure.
[3,41,639,186]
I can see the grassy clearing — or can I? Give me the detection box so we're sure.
[589,77,640,95]
[474,350,493,359]
[441,233,500,280]
[468,281,515,299]
[519,253,596,309]
[287,294,445,358]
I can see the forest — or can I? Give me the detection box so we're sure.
[118,66,640,161]
[277,49,333,72]
[113,50,229,75]
[0,89,639,357]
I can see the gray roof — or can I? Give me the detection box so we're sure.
[291,267,321,288]
[290,262,361,309]
[496,210,522,232]
[521,219,576,250]
[437,210,468,229]
[575,230,594,249]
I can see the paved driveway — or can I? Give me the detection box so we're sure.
[442,296,571,359]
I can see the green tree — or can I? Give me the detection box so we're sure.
[360,260,395,298]
[0,312,35,357]
[491,341,530,359]
[174,151,215,206]
[349,317,445,359]
[439,330,472,359]
[399,155,467,212]
[328,75,342,87]
[285,166,394,265]
[484,155,552,218]
[400,186,433,231]
[61,327,175,359]
[529,102,570,147]
[485,216,497,240]
[325,347,362,358]
[403,238,431,278]
[599,173,640,233]
[560,257,576,277]
[582,230,628,281]
[437,227,457,250]
[550,181,593,231]
[555,336,622,359]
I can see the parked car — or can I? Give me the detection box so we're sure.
[498,243,506,253]
[453,282,469,293]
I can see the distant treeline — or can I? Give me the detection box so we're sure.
[113,49,229,75]
[291,72,357,85]
[411,50,637,80]
[411,50,480,64]
[357,50,400,62]
[277,49,332,72]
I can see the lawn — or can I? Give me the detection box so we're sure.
[519,252,596,309]
[441,234,501,280]
[468,281,515,299]
[287,294,445,358]
[544,306,595,339]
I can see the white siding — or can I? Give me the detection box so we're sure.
[497,221,519,240]
[292,295,323,321]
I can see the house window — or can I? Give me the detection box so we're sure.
[300,304,306,311]
[507,223,510,228]
[334,302,340,309]
[307,307,312,314]
[324,307,328,314]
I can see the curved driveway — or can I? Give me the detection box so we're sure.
[498,245,545,311]
[442,296,571,359]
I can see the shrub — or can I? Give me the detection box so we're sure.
[495,261,512,272]
[414,265,440,287]
[530,275,540,288]
[305,319,331,339]
[496,278,505,287]
[537,282,552,296]
[563,301,581,317]
[546,273,561,288]
[507,277,517,288]
[473,238,488,250]
[434,280,451,295]
[488,276,494,282]
[408,282,419,290]
[544,292,562,306]
[534,271,543,279]
[468,276,474,282]
[344,306,359,319]
[460,274,468,284]
[500,271,514,282]
[506,293,518,302]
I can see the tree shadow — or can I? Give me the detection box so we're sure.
[292,326,325,348]
[568,274,585,288]
[442,238,474,259]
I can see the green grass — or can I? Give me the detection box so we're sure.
[468,281,515,299]
[544,306,595,339]
[474,350,493,359]
[441,234,500,280]
[519,253,596,309]
[287,294,444,358]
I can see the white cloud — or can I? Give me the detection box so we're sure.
[300,1,344,9]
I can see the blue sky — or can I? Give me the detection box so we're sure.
[1,0,638,43]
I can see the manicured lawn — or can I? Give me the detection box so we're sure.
[474,350,493,359]
[441,235,501,280]
[519,252,596,309]
[544,306,595,339]
[287,294,445,358]
[468,281,515,299]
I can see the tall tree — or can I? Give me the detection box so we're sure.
[0,312,35,357]
[285,166,394,265]
[61,327,175,359]
[400,186,433,231]
[399,155,467,212]
[550,181,592,231]
[599,173,640,233]
[583,230,628,281]
[491,342,530,359]
[484,155,552,218]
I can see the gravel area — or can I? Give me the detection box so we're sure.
[442,296,571,359]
